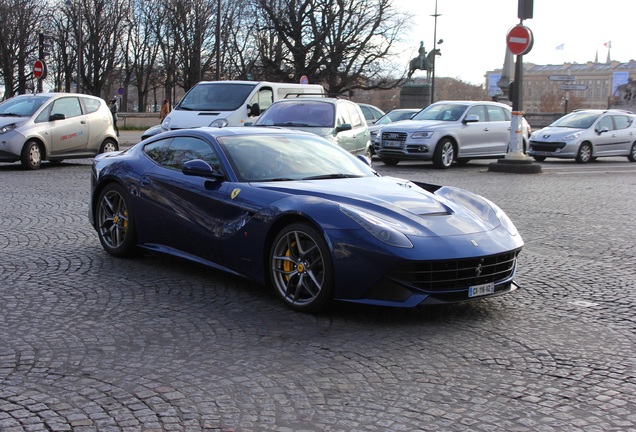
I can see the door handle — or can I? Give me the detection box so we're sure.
[81,120,87,124]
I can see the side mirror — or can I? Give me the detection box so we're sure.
[336,123,353,133]
[182,159,224,179]
[462,115,479,124]
[49,113,66,121]
[596,126,609,135]
[248,103,261,117]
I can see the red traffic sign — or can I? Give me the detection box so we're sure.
[299,75,309,85]
[33,60,47,79]
[506,25,533,55]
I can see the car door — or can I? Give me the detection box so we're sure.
[46,96,89,155]
[136,135,235,264]
[607,114,635,155]
[484,105,512,155]
[334,102,358,153]
[456,105,490,157]
[593,115,617,156]
[345,101,370,154]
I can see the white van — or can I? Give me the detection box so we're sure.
[161,81,325,132]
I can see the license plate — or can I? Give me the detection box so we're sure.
[468,282,495,298]
[383,140,402,149]
[533,151,550,156]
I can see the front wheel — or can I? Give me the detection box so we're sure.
[380,157,399,166]
[96,183,138,257]
[628,143,636,162]
[21,140,43,170]
[433,138,454,169]
[269,223,334,312]
[575,143,593,163]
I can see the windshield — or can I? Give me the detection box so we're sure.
[219,133,374,182]
[377,110,418,125]
[411,103,468,122]
[254,100,335,127]
[177,83,256,111]
[0,95,49,117]
[550,112,599,129]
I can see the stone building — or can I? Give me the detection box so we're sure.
[486,59,636,112]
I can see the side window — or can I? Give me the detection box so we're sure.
[613,115,631,130]
[35,103,53,123]
[81,97,101,114]
[597,116,613,131]
[50,97,83,119]
[256,87,274,111]
[337,104,352,127]
[486,106,507,122]
[156,137,221,171]
[143,138,174,165]
[359,105,372,122]
[345,102,365,128]
[465,105,486,122]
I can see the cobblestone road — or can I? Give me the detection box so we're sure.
[1,152,635,431]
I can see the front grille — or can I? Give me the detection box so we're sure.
[381,131,408,142]
[388,250,520,292]
[529,141,566,152]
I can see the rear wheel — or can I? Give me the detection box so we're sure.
[100,139,119,154]
[575,142,593,163]
[270,223,333,312]
[628,143,636,162]
[532,156,546,162]
[20,140,43,170]
[433,138,454,169]
[96,183,138,257]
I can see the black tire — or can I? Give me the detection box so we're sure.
[96,183,138,257]
[433,138,454,169]
[269,222,334,312]
[628,143,636,162]
[380,157,399,166]
[455,158,470,164]
[99,139,119,154]
[365,144,374,160]
[575,143,593,163]
[532,156,546,162]
[20,140,43,170]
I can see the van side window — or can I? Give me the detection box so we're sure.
[252,87,274,112]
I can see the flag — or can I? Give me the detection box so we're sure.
[555,44,565,50]
[604,41,612,48]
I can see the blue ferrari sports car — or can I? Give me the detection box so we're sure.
[89,127,523,312]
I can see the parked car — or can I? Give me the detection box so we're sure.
[357,103,385,125]
[375,101,531,169]
[250,97,371,155]
[142,124,162,140]
[367,108,420,158]
[527,109,636,163]
[89,127,523,312]
[0,93,118,170]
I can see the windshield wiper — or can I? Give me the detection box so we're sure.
[302,174,363,180]
[274,122,312,127]
[0,113,21,117]
[258,177,294,182]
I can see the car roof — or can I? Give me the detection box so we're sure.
[158,126,317,140]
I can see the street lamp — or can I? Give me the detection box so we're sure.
[65,0,82,93]
[430,0,441,104]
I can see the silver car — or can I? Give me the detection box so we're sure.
[251,98,371,155]
[528,109,636,163]
[0,93,118,170]
[375,101,530,169]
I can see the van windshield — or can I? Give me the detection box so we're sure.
[177,83,257,111]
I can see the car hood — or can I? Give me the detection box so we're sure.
[381,120,453,132]
[254,176,506,237]
[531,126,585,141]
[0,117,29,129]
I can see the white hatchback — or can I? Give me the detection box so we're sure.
[0,93,118,169]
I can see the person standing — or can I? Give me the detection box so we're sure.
[109,98,119,137]
[160,99,171,122]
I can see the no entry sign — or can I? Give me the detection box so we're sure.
[506,25,533,55]
[33,60,47,79]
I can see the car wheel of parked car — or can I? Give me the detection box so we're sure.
[100,139,119,154]
[20,140,43,170]
[365,145,374,160]
[455,158,471,164]
[96,183,138,257]
[532,156,547,162]
[575,142,593,163]
[380,158,399,166]
[628,143,636,162]
[270,222,334,312]
[433,138,455,169]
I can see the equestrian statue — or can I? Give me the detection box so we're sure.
[407,41,441,82]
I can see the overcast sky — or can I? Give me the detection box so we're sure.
[394,0,634,85]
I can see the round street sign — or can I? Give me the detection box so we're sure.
[33,60,46,79]
[506,25,533,55]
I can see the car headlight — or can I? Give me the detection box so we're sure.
[161,117,170,130]
[412,131,434,139]
[340,205,413,248]
[0,123,17,134]
[370,130,379,138]
[483,198,518,236]
[209,118,228,128]
[563,131,583,141]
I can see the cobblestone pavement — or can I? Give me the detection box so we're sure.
[1,153,635,432]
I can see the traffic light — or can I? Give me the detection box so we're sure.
[38,33,52,59]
